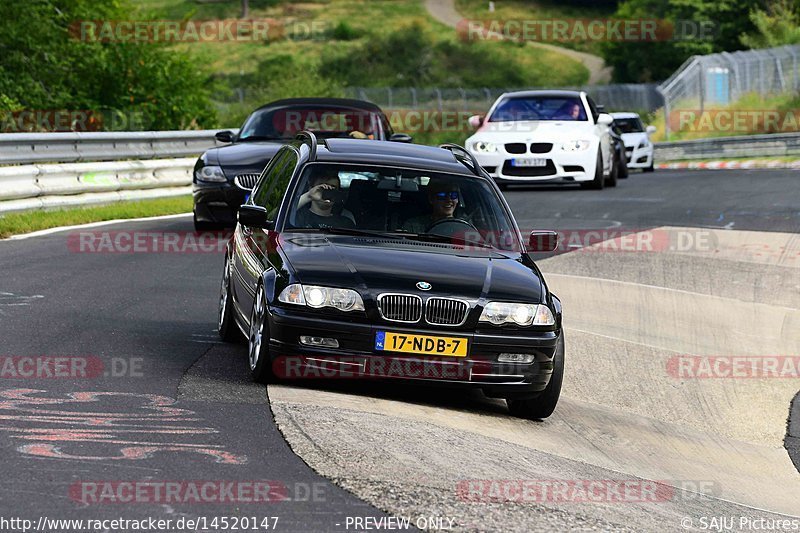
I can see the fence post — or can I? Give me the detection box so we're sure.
[410,87,417,109]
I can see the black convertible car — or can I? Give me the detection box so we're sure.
[218,133,564,419]
[192,98,410,230]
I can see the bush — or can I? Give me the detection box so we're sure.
[0,0,216,130]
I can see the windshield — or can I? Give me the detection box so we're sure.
[282,163,520,251]
[238,106,379,141]
[612,117,645,133]
[489,96,587,122]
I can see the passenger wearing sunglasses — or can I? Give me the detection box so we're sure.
[401,180,464,233]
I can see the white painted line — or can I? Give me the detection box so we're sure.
[2,213,192,241]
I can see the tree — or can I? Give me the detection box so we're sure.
[740,0,800,48]
[0,0,216,130]
[601,0,761,82]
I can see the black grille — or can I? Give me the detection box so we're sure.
[425,298,469,326]
[502,159,556,177]
[504,143,526,154]
[378,294,422,323]
[529,143,553,153]
[234,173,260,190]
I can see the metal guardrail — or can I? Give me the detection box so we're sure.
[654,132,800,161]
[0,159,196,214]
[0,128,796,215]
[0,130,237,165]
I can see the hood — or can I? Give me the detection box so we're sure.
[205,141,285,175]
[279,234,544,304]
[468,120,597,144]
[620,132,649,147]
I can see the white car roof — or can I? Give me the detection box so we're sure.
[499,90,587,99]
[610,112,641,119]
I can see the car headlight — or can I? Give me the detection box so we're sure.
[278,284,364,312]
[472,141,497,153]
[479,302,555,326]
[561,140,591,152]
[196,165,227,183]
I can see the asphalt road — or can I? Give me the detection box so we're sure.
[0,168,797,532]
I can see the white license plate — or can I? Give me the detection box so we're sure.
[511,158,547,167]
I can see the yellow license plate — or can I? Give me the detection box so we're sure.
[375,331,468,357]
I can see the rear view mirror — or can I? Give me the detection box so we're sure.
[597,113,613,126]
[215,130,235,143]
[238,205,272,229]
[389,133,413,143]
[528,231,558,252]
[468,115,484,129]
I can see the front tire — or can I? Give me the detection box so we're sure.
[507,332,564,420]
[581,152,604,190]
[248,283,274,383]
[194,212,217,232]
[218,255,244,343]
[618,154,629,179]
[605,155,619,187]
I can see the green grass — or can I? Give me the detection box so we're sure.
[649,92,800,142]
[131,0,589,133]
[455,0,616,55]
[0,196,192,238]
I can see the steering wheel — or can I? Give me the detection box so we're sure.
[424,217,480,238]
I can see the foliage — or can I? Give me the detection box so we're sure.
[601,0,759,82]
[0,0,216,130]
[740,0,800,48]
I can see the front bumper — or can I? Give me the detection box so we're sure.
[266,307,558,399]
[471,147,597,184]
[625,145,654,168]
[193,181,248,226]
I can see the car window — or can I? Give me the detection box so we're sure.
[238,106,380,141]
[612,117,645,133]
[282,163,519,250]
[489,96,587,122]
[251,147,298,219]
[586,97,600,123]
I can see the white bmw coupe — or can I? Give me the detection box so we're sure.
[466,90,618,189]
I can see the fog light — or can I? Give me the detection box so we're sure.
[300,336,339,348]
[498,353,535,363]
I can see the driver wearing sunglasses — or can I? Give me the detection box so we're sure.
[401,180,464,233]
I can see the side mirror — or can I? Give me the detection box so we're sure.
[215,130,235,143]
[238,205,272,229]
[597,113,613,126]
[528,231,558,252]
[389,133,413,143]
[646,125,657,134]
[468,115,485,129]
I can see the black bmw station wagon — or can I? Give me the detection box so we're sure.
[218,132,564,419]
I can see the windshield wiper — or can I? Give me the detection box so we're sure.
[403,232,496,249]
[237,136,286,142]
[315,227,408,239]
